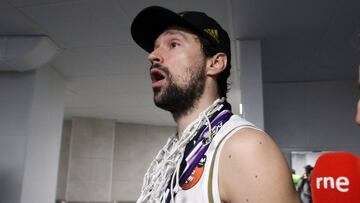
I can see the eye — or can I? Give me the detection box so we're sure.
[170,42,178,48]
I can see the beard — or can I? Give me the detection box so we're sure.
[153,64,206,120]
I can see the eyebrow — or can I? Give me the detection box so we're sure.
[162,29,189,40]
[154,28,199,47]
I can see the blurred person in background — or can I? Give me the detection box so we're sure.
[296,165,313,203]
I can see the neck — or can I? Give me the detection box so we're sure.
[175,94,221,137]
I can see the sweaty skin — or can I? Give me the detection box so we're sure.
[219,128,300,203]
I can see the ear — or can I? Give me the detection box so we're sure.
[206,52,227,76]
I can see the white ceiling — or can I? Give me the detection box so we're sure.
[1,0,359,126]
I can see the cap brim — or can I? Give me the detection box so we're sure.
[131,6,199,53]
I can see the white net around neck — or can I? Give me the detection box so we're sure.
[136,98,225,203]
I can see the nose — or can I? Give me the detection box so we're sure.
[148,48,163,65]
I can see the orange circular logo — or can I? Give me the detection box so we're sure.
[180,155,207,190]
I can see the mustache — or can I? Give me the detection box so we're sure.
[150,63,170,75]
[150,63,163,70]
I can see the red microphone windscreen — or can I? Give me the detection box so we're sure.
[311,152,360,203]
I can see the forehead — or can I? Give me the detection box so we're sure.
[154,26,199,43]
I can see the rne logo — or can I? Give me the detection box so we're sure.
[315,176,350,192]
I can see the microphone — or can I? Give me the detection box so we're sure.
[310,152,360,203]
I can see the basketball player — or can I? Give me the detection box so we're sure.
[131,6,300,203]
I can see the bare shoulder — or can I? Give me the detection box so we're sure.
[218,127,300,203]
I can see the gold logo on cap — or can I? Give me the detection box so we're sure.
[179,12,186,17]
[204,28,219,43]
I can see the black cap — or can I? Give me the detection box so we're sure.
[131,6,231,63]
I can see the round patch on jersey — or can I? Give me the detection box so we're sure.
[180,155,207,190]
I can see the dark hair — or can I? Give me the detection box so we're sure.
[304,165,313,175]
[198,35,231,98]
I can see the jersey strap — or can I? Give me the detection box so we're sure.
[207,116,258,203]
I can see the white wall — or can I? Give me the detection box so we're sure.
[112,123,174,201]
[238,40,264,129]
[20,67,66,203]
[264,80,360,162]
[0,71,35,203]
[56,120,175,202]
[0,67,66,203]
[66,117,115,202]
[57,120,72,200]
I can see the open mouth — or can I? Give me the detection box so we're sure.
[150,68,166,85]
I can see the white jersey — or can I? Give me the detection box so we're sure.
[175,115,259,203]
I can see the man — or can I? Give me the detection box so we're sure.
[292,169,301,188]
[131,6,300,203]
[296,165,313,203]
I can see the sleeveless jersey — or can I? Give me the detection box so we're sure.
[174,115,260,203]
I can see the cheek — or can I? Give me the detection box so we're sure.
[168,54,193,79]
[166,51,204,83]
